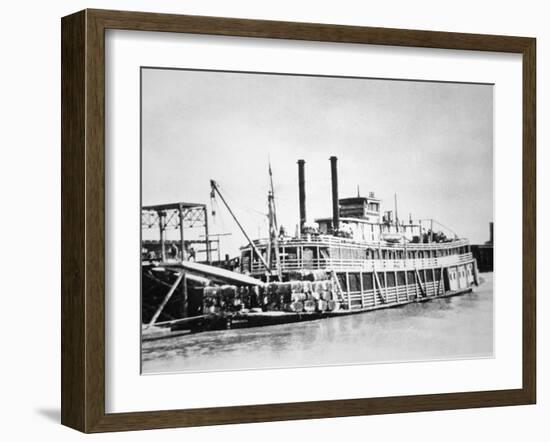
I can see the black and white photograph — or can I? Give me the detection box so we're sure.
[140,67,494,374]
[1,0,544,438]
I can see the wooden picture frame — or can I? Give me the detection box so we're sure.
[61,8,536,433]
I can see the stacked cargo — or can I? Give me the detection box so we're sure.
[202,277,341,315]
[266,279,341,312]
[303,280,340,312]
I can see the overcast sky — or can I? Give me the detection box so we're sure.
[142,68,493,257]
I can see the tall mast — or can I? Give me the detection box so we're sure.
[210,179,271,274]
[268,162,283,280]
[268,162,279,231]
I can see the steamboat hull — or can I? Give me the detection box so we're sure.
[165,287,474,337]
[142,254,478,338]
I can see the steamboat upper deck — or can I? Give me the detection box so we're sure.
[239,156,474,281]
[241,235,472,276]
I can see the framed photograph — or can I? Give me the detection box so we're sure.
[61,9,536,433]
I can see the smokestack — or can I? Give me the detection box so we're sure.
[330,156,339,231]
[297,159,306,233]
[489,222,494,245]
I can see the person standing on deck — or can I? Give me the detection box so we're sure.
[170,243,179,260]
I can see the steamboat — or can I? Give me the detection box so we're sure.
[142,156,479,337]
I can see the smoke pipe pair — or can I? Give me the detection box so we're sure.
[297,156,339,234]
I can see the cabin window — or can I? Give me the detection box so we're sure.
[362,272,374,290]
[434,269,442,280]
[397,271,406,286]
[302,247,314,266]
[418,251,424,259]
[407,271,415,284]
[426,269,434,282]
[387,272,396,287]
[376,272,386,287]
[349,273,361,292]
[284,247,298,263]
[319,247,330,262]
[337,273,348,291]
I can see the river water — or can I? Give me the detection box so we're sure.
[142,273,494,374]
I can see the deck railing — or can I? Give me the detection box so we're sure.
[245,235,470,252]
[249,253,474,274]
